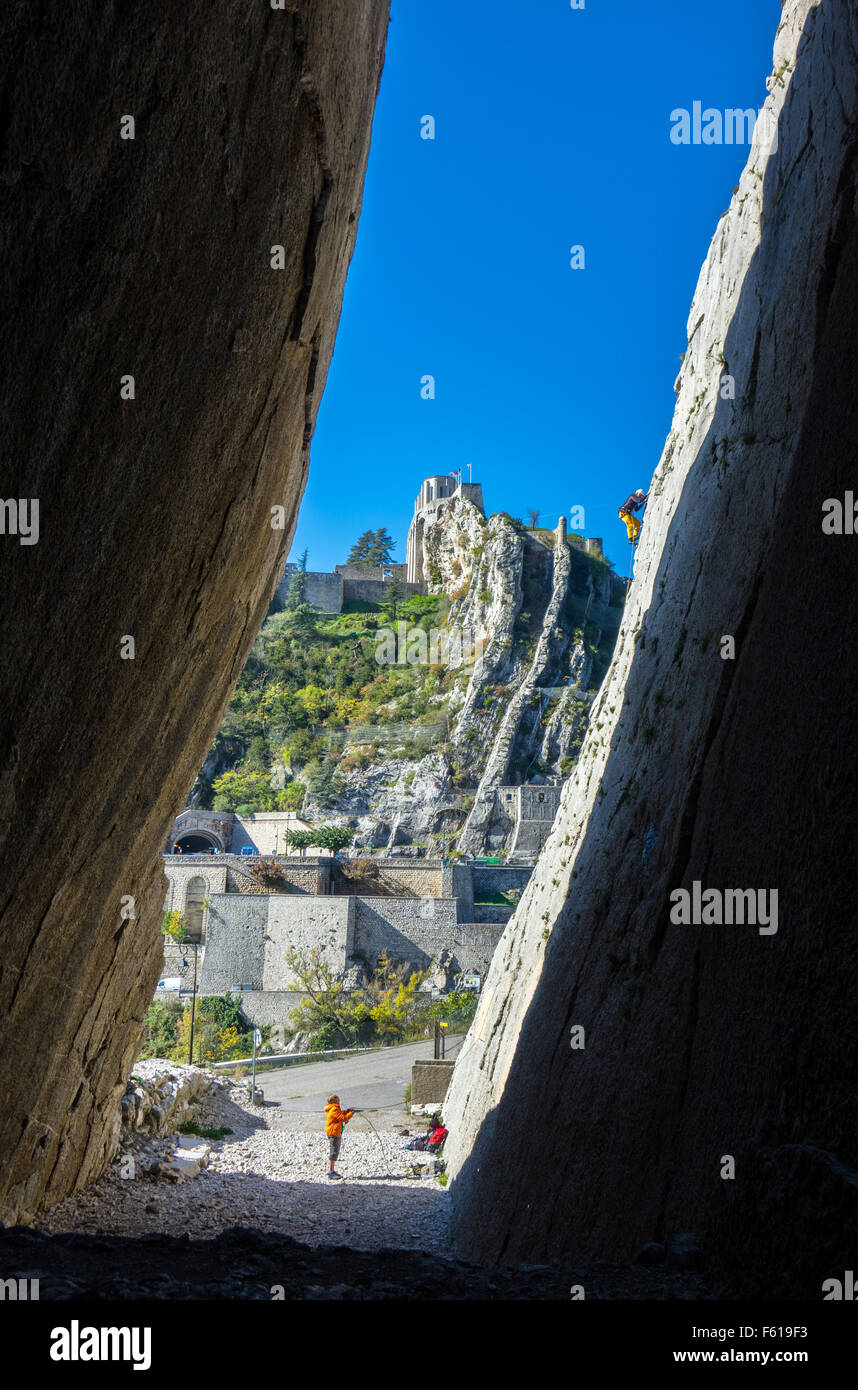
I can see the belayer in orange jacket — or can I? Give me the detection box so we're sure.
[324,1095,354,1178]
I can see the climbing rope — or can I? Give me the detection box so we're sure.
[626,540,636,587]
[355,1110,390,1167]
[340,1109,407,1181]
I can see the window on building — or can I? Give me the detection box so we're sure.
[538,793,545,803]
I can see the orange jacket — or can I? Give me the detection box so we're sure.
[324,1102,354,1137]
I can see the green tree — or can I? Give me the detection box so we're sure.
[263,690,307,735]
[139,998,183,1059]
[295,683,332,723]
[282,729,325,770]
[306,759,345,808]
[243,735,269,773]
[276,780,306,812]
[367,528,395,566]
[169,995,255,1065]
[283,602,317,637]
[368,971,425,1040]
[425,987,479,1029]
[285,824,351,854]
[383,574,403,620]
[284,949,432,1051]
[347,528,395,567]
[211,769,276,812]
[197,994,247,1032]
[286,549,308,609]
[161,910,189,944]
[312,825,354,852]
[284,946,371,1046]
[346,530,375,566]
[284,828,316,856]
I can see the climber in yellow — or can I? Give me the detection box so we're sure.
[618,489,648,544]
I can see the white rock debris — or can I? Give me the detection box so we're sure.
[40,1078,449,1256]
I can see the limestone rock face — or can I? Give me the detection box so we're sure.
[324,497,623,853]
[444,0,858,1296]
[0,0,389,1223]
[425,496,522,659]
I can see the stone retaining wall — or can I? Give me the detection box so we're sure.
[471,905,514,924]
[411,1060,456,1107]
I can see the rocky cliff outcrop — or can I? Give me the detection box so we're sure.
[444,0,858,1296]
[0,0,389,1224]
[323,496,623,853]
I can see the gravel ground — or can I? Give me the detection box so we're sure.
[39,1084,449,1255]
[25,1078,713,1299]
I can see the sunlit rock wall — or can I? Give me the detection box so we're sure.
[444,0,858,1296]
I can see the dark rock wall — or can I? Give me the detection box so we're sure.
[444,0,858,1296]
[0,0,388,1222]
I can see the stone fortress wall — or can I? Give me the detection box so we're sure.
[198,889,503,1003]
[164,849,535,905]
[159,850,530,1022]
[487,784,563,858]
[273,559,426,615]
[301,570,343,612]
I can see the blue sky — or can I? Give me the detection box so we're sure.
[292,0,782,573]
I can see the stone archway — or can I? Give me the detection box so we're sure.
[184,876,208,943]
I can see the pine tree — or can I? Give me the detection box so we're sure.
[346,530,375,566]
[286,548,308,608]
[384,574,403,620]
[346,528,395,567]
[367,528,395,566]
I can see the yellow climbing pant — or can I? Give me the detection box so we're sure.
[618,508,641,543]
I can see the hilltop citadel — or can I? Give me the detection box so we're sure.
[159,472,619,1030]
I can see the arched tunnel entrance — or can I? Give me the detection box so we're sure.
[172,832,222,854]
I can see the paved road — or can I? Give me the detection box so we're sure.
[256,1036,462,1114]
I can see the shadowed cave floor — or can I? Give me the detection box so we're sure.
[0,1225,712,1300]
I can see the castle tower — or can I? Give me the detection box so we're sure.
[406,473,484,582]
[415,474,456,512]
